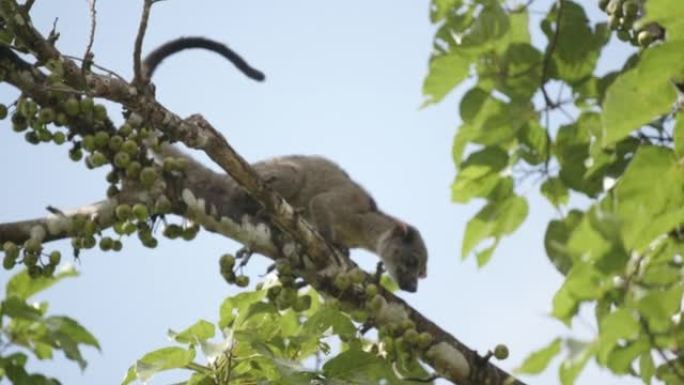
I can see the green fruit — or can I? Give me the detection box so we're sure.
[416,332,433,349]
[221,269,236,284]
[94,104,107,121]
[617,29,631,42]
[119,123,133,137]
[94,131,109,148]
[24,131,40,145]
[99,237,114,251]
[64,97,80,116]
[11,114,28,132]
[606,0,622,15]
[48,250,61,265]
[38,107,55,123]
[82,235,97,249]
[622,0,638,17]
[132,204,149,221]
[55,112,67,126]
[52,131,66,145]
[126,161,142,178]
[369,294,385,312]
[139,167,158,187]
[349,268,365,284]
[80,97,94,114]
[154,196,172,214]
[87,151,108,168]
[3,253,16,270]
[494,344,509,360]
[106,170,119,184]
[334,275,351,291]
[122,139,139,155]
[109,135,123,151]
[365,283,378,297]
[181,225,199,241]
[220,253,236,270]
[638,30,654,47]
[235,275,250,287]
[403,328,419,345]
[0,103,7,119]
[28,265,43,278]
[115,204,132,220]
[112,240,123,251]
[81,134,96,151]
[69,147,83,161]
[163,224,182,239]
[113,151,131,168]
[24,238,42,254]
[3,242,19,259]
[608,14,620,29]
[107,184,119,198]
[162,157,177,172]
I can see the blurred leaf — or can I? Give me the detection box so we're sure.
[597,309,639,363]
[451,147,509,203]
[516,338,562,374]
[423,52,471,105]
[559,342,596,385]
[1,296,42,321]
[172,319,215,344]
[6,267,78,300]
[462,195,528,260]
[606,338,648,374]
[675,116,684,159]
[122,347,196,385]
[639,352,655,384]
[544,210,583,275]
[638,284,684,332]
[219,290,265,329]
[541,177,569,207]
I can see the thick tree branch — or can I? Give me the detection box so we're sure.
[0,2,526,383]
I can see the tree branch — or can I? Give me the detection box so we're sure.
[0,1,526,383]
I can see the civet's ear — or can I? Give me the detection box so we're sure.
[390,221,409,238]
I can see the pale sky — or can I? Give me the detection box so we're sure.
[0,1,641,384]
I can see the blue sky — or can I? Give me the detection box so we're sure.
[0,1,642,384]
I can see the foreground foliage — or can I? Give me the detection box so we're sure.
[423,0,684,383]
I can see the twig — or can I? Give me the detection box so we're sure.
[540,0,565,108]
[21,0,34,12]
[64,54,127,81]
[133,0,154,85]
[82,0,97,72]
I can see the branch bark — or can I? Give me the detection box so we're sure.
[0,1,526,384]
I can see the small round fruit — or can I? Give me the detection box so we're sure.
[94,131,109,148]
[52,131,66,145]
[109,135,124,151]
[293,295,312,312]
[38,107,55,123]
[235,275,250,287]
[112,240,123,251]
[220,253,236,270]
[154,196,172,214]
[94,104,107,121]
[99,237,114,251]
[80,97,94,114]
[122,139,139,155]
[3,253,16,270]
[0,103,7,119]
[115,204,132,220]
[64,97,80,116]
[334,275,351,291]
[637,30,654,47]
[69,147,83,161]
[132,204,149,221]
[365,283,378,297]
[3,241,19,259]
[494,344,509,360]
[126,161,142,178]
[48,250,61,265]
[139,167,158,187]
[113,151,130,168]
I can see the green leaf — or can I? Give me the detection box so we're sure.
[551,286,579,325]
[517,120,549,165]
[45,316,100,349]
[1,296,42,321]
[614,146,684,250]
[302,308,355,340]
[462,195,528,260]
[555,114,603,196]
[172,319,215,344]
[541,177,569,207]
[422,51,471,105]
[451,147,509,203]
[123,347,196,385]
[597,309,639,363]
[639,352,655,384]
[606,338,649,374]
[674,115,684,159]
[323,347,398,384]
[219,290,265,329]
[544,210,583,275]
[6,267,78,300]
[516,338,562,374]
[638,284,684,332]
[559,342,596,385]
[602,41,684,145]
[543,1,609,84]
[429,0,462,23]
